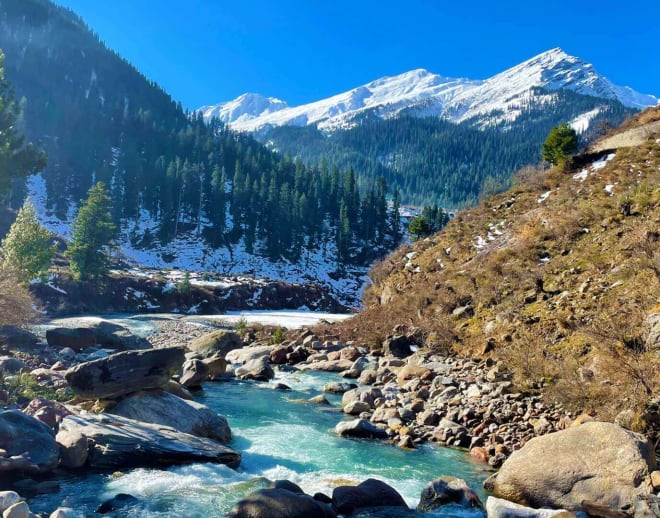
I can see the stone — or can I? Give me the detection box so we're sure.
[203,354,228,379]
[188,330,243,358]
[2,501,29,518]
[417,476,483,512]
[0,357,26,375]
[269,344,291,364]
[226,488,337,518]
[340,347,361,362]
[486,497,574,518]
[109,389,231,443]
[46,327,96,351]
[22,398,71,430]
[57,413,241,470]
[491,421,655,511]
[0,410,58,475]
[179,358,209,389]
[382,335,413,358]
[645,312,660,351]
[225,345,272,364]
[396,364,431,386]
[65,347,185,399]
[49,508,78,518]
[162,380,194,400]
[470,447,490,463]
[651,470,660,491]
[56,429,88,469]
[332,478,408,514]
[416,409,440,426]
[96,493,140,514]
[300,359,354,372]
[235,357,275,381]
[323,382,357,394]
[342,387,381,410]
[308,395,330,405]
[0,326,39,349]
[343,401,371,415]
[358,369,378,385]
[0,494,21,515]
[335,419,388,439]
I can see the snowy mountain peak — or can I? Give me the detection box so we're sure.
[198,93,288,125]
[199,49,658,132]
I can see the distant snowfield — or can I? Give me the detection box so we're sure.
[189,310,354,329]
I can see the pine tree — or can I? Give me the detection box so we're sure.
[0,51,45,201]
[0,200,55,283]
[66,181,117,282]
[542,123,579,168]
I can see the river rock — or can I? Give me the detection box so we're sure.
[226,488,337,518]
[22,398,71,430]
[225,345,272,364]
[0,493,22,514]
[65,346,185,399]
[300,359,354,372]
[382,335,413,358]
[0,410,59,475]
[46,327,95,351]
[235,357,275,381]
[490,421,655,511]
[324,382,357,394]
[335,419,388,439]
[188,330,243,358]
[486,497,573,518]
[109,389,231,443]
[56,428,89,469]
[342,387,381,410]
[96,493,140,514]
[57,413,241,469]
[343,401,371,415]
[49,508,78,518]
[332,478,408,514]
[179,358,209,388]
[203,354,228,379]
[2,501,30,518]
[48,318,152,351]
[417,476,483,512]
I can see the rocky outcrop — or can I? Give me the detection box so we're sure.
[489,421,655,512]
[65,347,185,399]
[56,413,240,469]
[332,478,408,515]
[109,389,231,443]
[0,410,59,475]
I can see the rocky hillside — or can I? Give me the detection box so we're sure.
[335,106,660,430]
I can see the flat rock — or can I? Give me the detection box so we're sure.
[57,413,240,470]
[109,389,231,443]
[65,347,185,399]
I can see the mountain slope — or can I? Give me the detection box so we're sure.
[0,0,402,306]
[332,106,660,427]
[201,48,658,133]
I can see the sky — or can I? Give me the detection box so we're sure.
[55,0,659,111]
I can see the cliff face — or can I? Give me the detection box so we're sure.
[337,107,660,426]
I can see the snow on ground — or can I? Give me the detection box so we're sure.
[591,153,616,171]
[537,190,553,203]
[570,107,602,134]
[194,310,354,330]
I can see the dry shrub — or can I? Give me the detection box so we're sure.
[499,325,560,387]
[512,164,548,191]
[0,269,34,328]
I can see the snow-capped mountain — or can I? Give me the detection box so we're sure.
[200,48,658,132]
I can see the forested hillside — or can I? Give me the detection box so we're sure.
[0,0,401,289]
[263,89,635,206]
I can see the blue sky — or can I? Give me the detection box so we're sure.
[56,0,659,110]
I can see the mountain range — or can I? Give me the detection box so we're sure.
[199,48,658,134]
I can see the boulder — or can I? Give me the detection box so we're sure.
[0,494,22,515]
[188,330,243,358]
[0,410,59,474]
[47,318,151,351]
[96,493,140,514]
[342,387,381,410]
[226,488,337,518]
[382,336,413,358]
[179,359,209,389]
[2,501,30,518]
[46,327,96,351]
[0,357,26,375]
[109,389,231,443]
[324,382,357,394]
[486,497,573,518]
[417,476,483,512]
[300,359,354,372]
[0,326,39,349]
[65,347,185,399]
[490,421,655,512]
[335,419,388,439]
[56,429,88,469]
[49,508,78,518]
[235,357,275,381]
[396,364,432,386]
[22,398,71,430]
[343,401,371,415]
[332,478,408,514]
[57,413,240,469]
[225,345,272,364]
[202,355,228,379]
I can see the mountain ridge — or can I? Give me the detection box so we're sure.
[200,48,658,133]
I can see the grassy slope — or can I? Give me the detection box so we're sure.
[336,107,660,427]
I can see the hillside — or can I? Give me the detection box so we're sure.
[0,0,402,305]
[334,107,660,429]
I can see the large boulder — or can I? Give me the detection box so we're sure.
[225,345,272,365]
[335,419,388,439]
[226,488,337,518]
[188,330,243,358]
[0,410,59,474]
[235,357,275,381]
[47,318,151,351]
[46,327,96,352]
[65,347,185,399]
[56,413,240,469]
[179,359,209,389]
[332,478,408,515]
[417,476,483,512]
[109,389,231,443]
[489,421,655,512]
